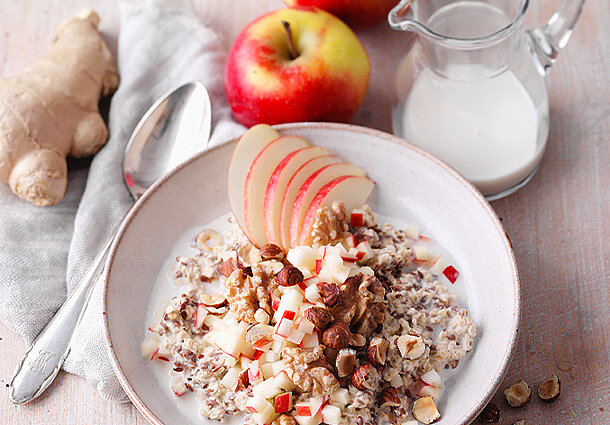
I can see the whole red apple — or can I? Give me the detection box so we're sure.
[284,0,398,29]
[225,7,370,127]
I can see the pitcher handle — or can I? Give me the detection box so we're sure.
[528,0,586,74]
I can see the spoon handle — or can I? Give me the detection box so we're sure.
[8,235,114,404]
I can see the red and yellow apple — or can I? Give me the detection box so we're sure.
[284,0,398,29]
[224,7,370,127]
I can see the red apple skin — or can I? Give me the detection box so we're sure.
[225,7,370,127]
[284,0,398,29]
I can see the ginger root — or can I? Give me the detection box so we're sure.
[0,10,119,206]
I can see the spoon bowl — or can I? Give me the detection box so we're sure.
[9,81,212,404]
[124,82,211,198]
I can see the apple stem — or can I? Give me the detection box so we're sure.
[282,20,297,60]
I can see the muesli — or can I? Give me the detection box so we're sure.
[142,203,476,425]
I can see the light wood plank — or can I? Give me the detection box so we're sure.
[1,0,608,423]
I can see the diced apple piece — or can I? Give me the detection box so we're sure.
[264,146,329,248]
[304,284,320,303]
[295,414,323,425]
[270,361,286,377]
[294,402,312,417]
[301,332,319,349]
[275,317,293,338]
[290,163,367,247]
[442,265,460,284]
[280,155,342,249]
[195,304,208,329]
[170,376,188,397]
[274,370,296,391]
[286,246,319,276]
[295,317,315,334]
[252,338,273,351]
[253,377,283,399]
[228,124,280,243]
[308,396,326,416]
[220,366,241,390]
[329,388,350,407]
[355,240,373,261]
[287,327,306,345]
[418,385,442,401]
[247,396,276,425]
[430,257,448,275]
[321,404,342,425]
[404,224,420,239]
[140,334,160,359]
[350,212,364,227]
[245,136,310,247]
[299,176,375,246]
[274,392,293,413]
[420,370,443,388]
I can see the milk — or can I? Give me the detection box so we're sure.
[399,64,546,197]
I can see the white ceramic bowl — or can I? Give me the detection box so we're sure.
[103,122,519,425]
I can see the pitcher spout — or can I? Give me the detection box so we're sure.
[388,0,421,33]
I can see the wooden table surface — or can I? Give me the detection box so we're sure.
[1,0,608,424]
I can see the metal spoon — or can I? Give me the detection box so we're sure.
[9,81,212,404]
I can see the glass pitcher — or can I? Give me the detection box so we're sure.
[389,0,585,200]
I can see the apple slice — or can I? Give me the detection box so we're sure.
[279,155,342,249]
[244,135,310,247]
[290,163,367,247]
[299,176,375,246]
[264,146,330,247]
[228,124,279,242]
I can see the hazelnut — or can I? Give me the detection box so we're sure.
[504,380,531,407]
[379,387,401,408]
[322,321,350,350]
[260,243,284,261]
[537,374,560,402]
[351,363,373,390]
[276,265,303,287]
[367,337,389,366]
[412,396,441,424]
[349,333,367,348]
[276,414,298,425]
[199,293,227,308]
[320,283,340,307]
[303,307,333,331]
[245,323,274,345]
[397,334,426,359]
[335,348,357,378]
[477,402,500,423]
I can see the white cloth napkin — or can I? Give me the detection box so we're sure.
[0,0,244,402]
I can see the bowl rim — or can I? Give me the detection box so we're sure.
[103,122,520,425]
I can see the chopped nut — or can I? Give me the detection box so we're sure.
[322,321,351,350]
[349,333,367,348]
[282,346,339,396]
[397,334,426,359]
[477,402,500,423]
[260,243,284,261]
[537,374,560,402]
[512,421,526,425]
[351,363,374,390]
[245,323,274,346]
[367,337,389,366]
[199,293,227,308]
[335,348,357,378]
[276,265,303,287]
[273,414,298,425]
[504,380,531,407]
[236,369,249,390]
[303,306,333,331]
[218,258,237,278]
[254,308,270,324]
[379,387,401,408]
[320,282,340,307]
[412,396,441,424]
[195,229,222,251]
